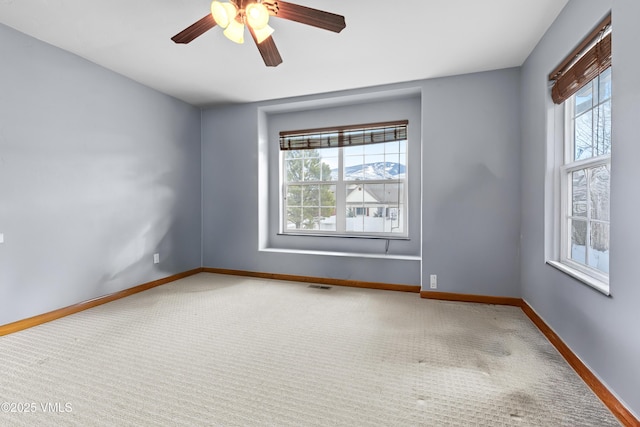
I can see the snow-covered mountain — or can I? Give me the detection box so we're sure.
[331,162,406,180]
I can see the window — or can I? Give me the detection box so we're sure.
[561,69,611,281]
[548,15,611,292]
[280,121,408,237]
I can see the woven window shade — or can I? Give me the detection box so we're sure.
[279,120,408,151]
[550,15,611,105]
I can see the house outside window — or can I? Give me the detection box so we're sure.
[280,121,408,238]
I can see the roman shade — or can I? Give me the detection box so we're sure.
[549,14,611,105]
[279,120,408,151]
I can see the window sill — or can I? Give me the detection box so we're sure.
[546,260,610,296]
[277,232,409,240]
[260,247,420,261]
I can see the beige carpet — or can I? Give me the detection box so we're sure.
[0,273,619,426]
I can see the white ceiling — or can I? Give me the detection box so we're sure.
[0,0,568,107]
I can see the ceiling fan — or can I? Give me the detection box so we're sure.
[171,0,346,67]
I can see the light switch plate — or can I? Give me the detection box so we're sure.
[0,233,4,244]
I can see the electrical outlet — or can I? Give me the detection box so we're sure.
[430,274,437,289]
[153,253,160,264]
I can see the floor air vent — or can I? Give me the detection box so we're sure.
[308,285,332,290]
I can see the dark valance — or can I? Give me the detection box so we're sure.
[279,120,408,151]
[549,14,611,105]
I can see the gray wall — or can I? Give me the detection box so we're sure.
[0,23,202,325]
[422,69,522,297]
[521,0,640,417]
[202,68,522,296]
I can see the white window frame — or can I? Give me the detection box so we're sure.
[547,73,611,295]
[280,143,409,239]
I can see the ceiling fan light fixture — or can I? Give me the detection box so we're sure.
[211,1,238,29]
[172,0,346,67]
[223,17,245,44]
[245,2,270,30]
[253,24,274,44]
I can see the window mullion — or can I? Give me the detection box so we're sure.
[561,168,569,261]
[591,80,597,158]
[282,182,287,233]
[587,166,595,269]
[566,99,575,164]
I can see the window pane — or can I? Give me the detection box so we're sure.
[575,82,593,115]
[319,184,337,231]
[574,110,593,161]
[363,154,386,179]
[590,165,610,221]
[375,183,404,205]
[343,145,364,156]
[346,184,364,203]
[285,184,336,232]
[318,214,336,231]
[589,223,610,273]
[373,183,405,233]
[302,207,320,229]
[571,170,587,217]
[345,141,407,181]
[345,184,364,232]
[598,68,612,101]
[321,158,338,181]
[344,155,364,180]
[315,147,338,182]
[345,183,404,233]
[345,208,364,231]
[286,185,304,230]
[595,100,612,156]
[570,219,587,265]
[364,143,385,155]
[286,159,304,182]
[384,140,400,154]
[286,185,302,207]
[570,72,612,163]
[307,147,335,180]
[319,147,339,158]
[286,207,302,230]
[302,185,318,205]
[285,150,337,182]
[386,152,406,177]
[320,184,336,207]
[303,157,328,182]
[364,154,385,166]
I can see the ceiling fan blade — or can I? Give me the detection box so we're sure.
[269,1,346,33]
[249,28,283,67]
[171,14,217,44]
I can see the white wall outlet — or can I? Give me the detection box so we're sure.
[0,233,4,244]
[430,274,437,289]
[153,253,160,264]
